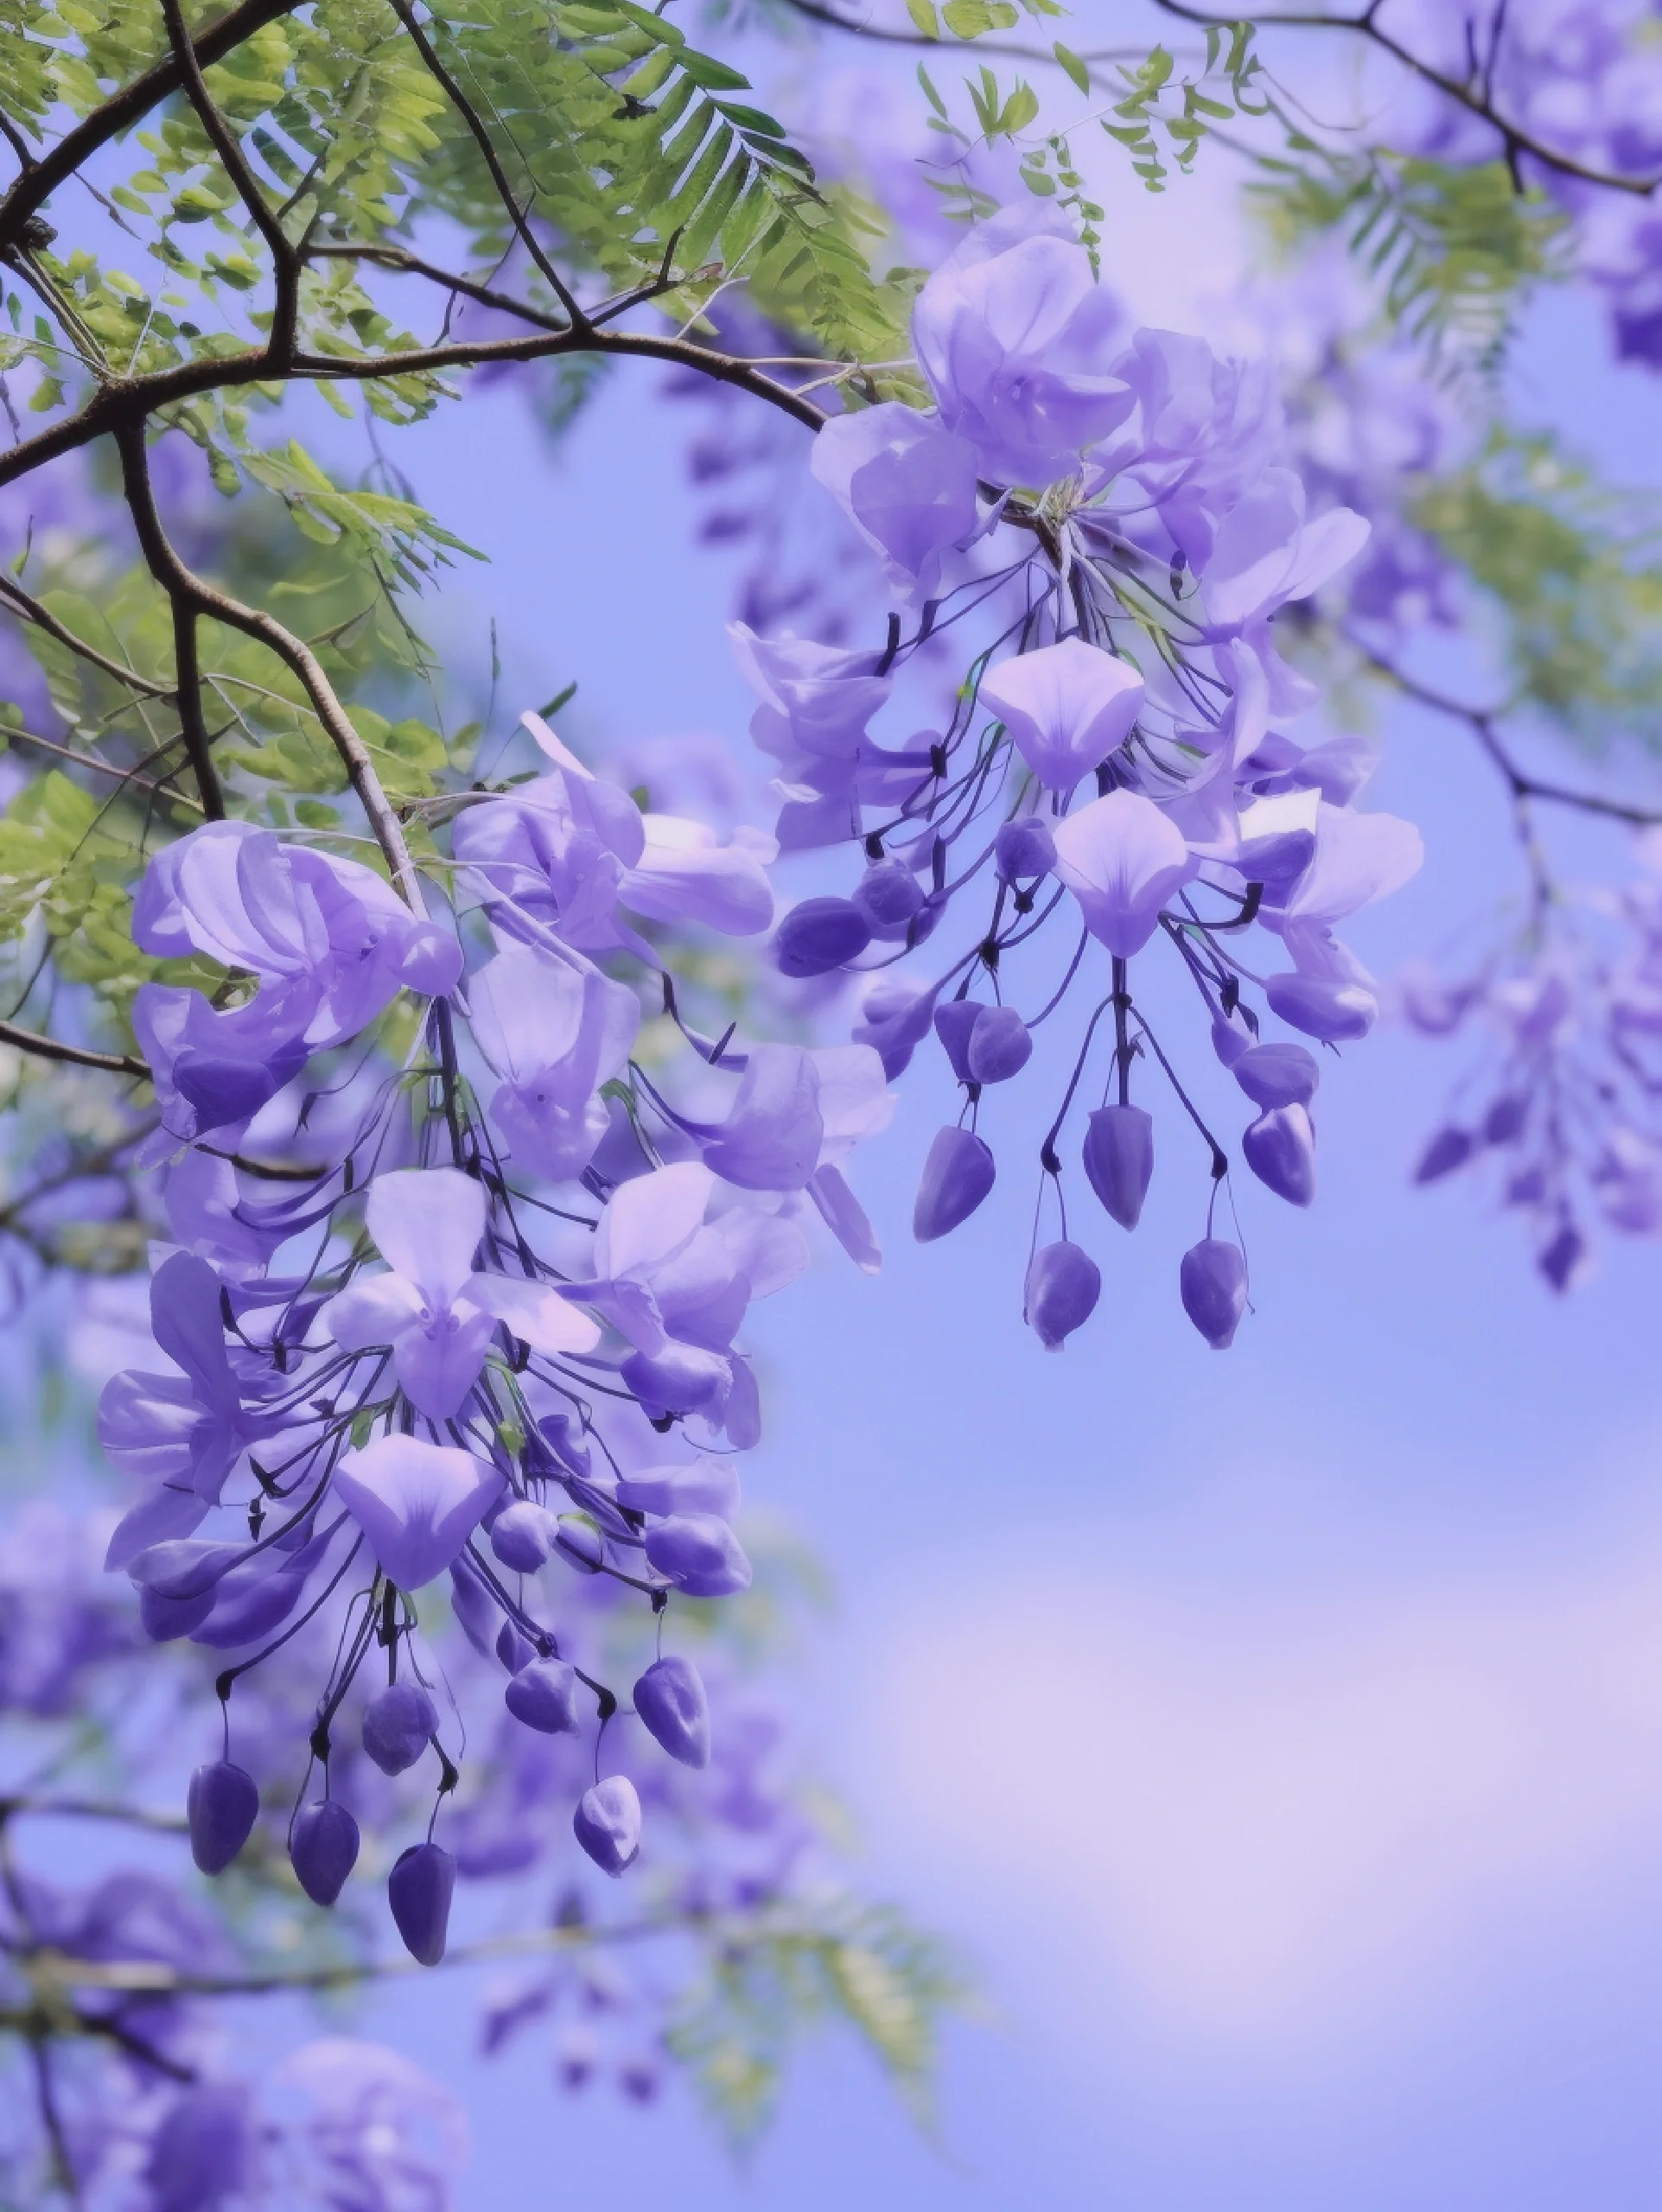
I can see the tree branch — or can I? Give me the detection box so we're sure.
[0,1022,148,1077]
[0,573,177,700]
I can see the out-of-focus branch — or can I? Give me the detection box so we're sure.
[0,1022,148,1077]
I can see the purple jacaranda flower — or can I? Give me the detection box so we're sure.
[1180,1238,1248,1349]
[634,1656,710,1768]
[133,980,314,1142]
[728,627,915,850]
[913,1126,996,1241]
[362,1681,438,1774]
[291,1800,360,1907]
[996,813,1056,881]
[162,1149,289,1281]
[912,205,1132,486]
[965,1005,1031,1084]
[644,1512,752,1597]
[504,1656,581,1734]
[1199,468,1371,632]
[187,1759,259,1874]
[852,859,926,938]
[99,1254,271,1569]
[455,718,776,951]
[809,401,983,601]
[774,895,871,976]
[467,943,639,1182]
[853,976,936,1079]
[979,638,1145,791]
[1113,327,1283,570]
[934,998,981,1082]
[276,2038,467,2207]
[1274,803,1424,939]
[615,1457,741,1516]
[333,1437,502,1592]
[1051,789,1194,956]
[322,1168,599,1419]
[574,1777,641,1877]
[1232,1042,1320,1109]
[389,1842,455,1965]
[143,2083,256,2212]
[1023,1240,1101,1350]
[1082,1103,1154,1229]
[1242,1103,1317,1206]
[188,1520,337,1649]
[1265,969,1379,1042]
[700,1041,892,1198]
[490,1499,556,1573]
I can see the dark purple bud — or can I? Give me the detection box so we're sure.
[1211,1014,1253,1067]
[388,1840,455,1966]
[774,897,871,978]
[1082,1103,1154,1230]
[187,1759,259,1875]
[1023,1241,1101,1351]
[1180,1238,1248,1350]
[143,2085,254,2212]
[361,1681,436,1777]
[1538,1224,1583,1293]
[633,1656,710,1768]
[934,1000,981,1081]
[914,1126,996,1242]
[504,1656,581,1734]
[1232,1042,1320,1110]
[1414,1126,1475,1185]
[1242,1104,1316,1207]
[644,1513,752,1598]
[967,1005,1032,1084]
[996,816,1056,881]
[574,1777,641,1878]
[490,1499,554,1573]
[555,1516,604,1573]
[290,1798,360,1907]
[620,2057,662,2105]
[1264,972,1377,1043]
[496,1620,536,1675]
[851,861,924,937]
[1506,1165,1547,1205]
[1483,1093,1527,1145]
[141,1583,215,1642]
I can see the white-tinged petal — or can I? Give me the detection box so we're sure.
[366,1168,486,1306]
[593,1161,713,1281]
[322,1271,425,1352]
[465,1273,602,1356]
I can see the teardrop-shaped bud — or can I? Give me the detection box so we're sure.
[290,1799,360,1907]
[643,1513,752,1598]
[1415,1125,1475,1183]
[388,1840,455,1966]
[574,1777,641,1878]
[933,1000,981,1082]
[774,897,871,979]
[361,1681,436,1777]
[187,1760,259,1875]
[1264,972,1377,1042]
[1210,1013,1254,1067]
[1023,1241,1101,1351]
[851,861,924,937]
[633,1656,710,1769]
[504,1656,580,1734]
[1180,1238,1248,1350]
[1082,1104,1154,1230]
[490,1500,554,1573]
[495,1619,535,1675]
[1483,1094,1526,1145]
[967,1006,1032,1085]
[555,1516,604,1574]
[1242,1103,1316,1207]
[995,817,1056,882]
[914,1127,996,1243]
[1232,1042,1320,1110]
[1538,1223,1584,1293]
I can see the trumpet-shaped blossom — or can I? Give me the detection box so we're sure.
[729,627,928,850]
[979,638,1146,791]
[1051,790,1194,956]
[322,1169,599,1420]
[809,401,982,601]
[468,944,640,1182]
[332,1436,502,1591]
[912,205,1132,486]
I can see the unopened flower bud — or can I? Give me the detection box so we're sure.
[555,1515,605,1573]
[967,1005,1032,1084]
[914,1126,996,1242]
[188,1759,259,1875]
[774,897,871,978]
[1538,1224,1584,1292]
[933,1000,981,1081]
[505,1656,581,1734]
[361,1681,436,1777]
[1082,1103,1154,1230]
[495,1620,535,1675]
[633,1656,710,1768]
[644,1513,752,1598]
[1211,1014,1253,1067]
[1483,1094,1526,1145]
[388,1840,455,1965]
[290,1799,360,1908]
[1023,1240,1101,1350]
[490,1500,555,1573]
[1242,1103,1316,1207]
[1415,1126,1474,1184]
[1265,972,1377,1042]
[574,1777,641,1878]
[996,817,1056,881]
[851,861,925,937]
[1180,1238,1248,1349]
[1232,1042,1320,1109]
